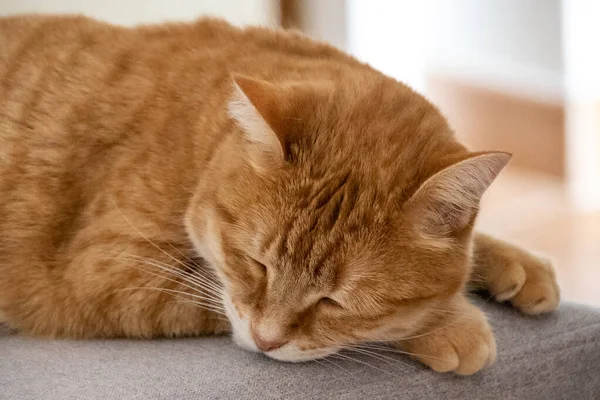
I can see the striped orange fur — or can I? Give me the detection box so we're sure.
[0,15,558,374]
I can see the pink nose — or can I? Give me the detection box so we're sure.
[251,331,287,352]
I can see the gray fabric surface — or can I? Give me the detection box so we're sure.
[1,300,599,400]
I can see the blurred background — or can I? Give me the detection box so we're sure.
[1,0,598,306]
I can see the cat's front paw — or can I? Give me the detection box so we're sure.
[485,247,560,315]
[397,297,496,375]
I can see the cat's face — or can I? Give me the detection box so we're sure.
[186,75,509,361]
[213,193,472,362]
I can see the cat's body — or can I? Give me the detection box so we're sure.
[0,15,559,374]
[0,15,369,337]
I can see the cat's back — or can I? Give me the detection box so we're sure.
[0,13,356,86]
[0,14,132,92]
[0,14,364,253]
[0,14,359,145]
[0,14,365,191]
[0,15,138,155]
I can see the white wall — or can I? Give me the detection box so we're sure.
[431,0,562,74]
[296,0,347,51]
[0,0,278,27]
[348,0,433,92]
[345,0,563,102]
[429,0,563,103]
[562,0,600,211]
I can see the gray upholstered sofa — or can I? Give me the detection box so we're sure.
[2,300,599,399]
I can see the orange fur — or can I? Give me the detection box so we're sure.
[0,15,559,374]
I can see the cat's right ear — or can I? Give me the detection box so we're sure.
[228,75,288,172]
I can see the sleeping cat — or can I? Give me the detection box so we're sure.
[0,15,559,375]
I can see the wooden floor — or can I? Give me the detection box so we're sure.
[477,167,600,306]
[427,74,565,178]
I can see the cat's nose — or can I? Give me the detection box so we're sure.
[251,331,287,352]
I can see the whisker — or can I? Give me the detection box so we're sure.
[184,302,228,316]
[389,324,449,342]
[356,343,446,362]
[121,287,228,316]
[392,313,477,342]
[144,253,223,294]
[120,286,226,313]
[312,359,331,370]
[106,254,223,300]
[111,201,216,290]
[348,346,414,371]
[159,239,223,290]
[321,356,349,372]
[108,250,223,293]
[426,308,483,321]
[117,261,223,307]
[113,261,224,308]
[475,292,495,308]
[164,240,203,269]
[332,353,394,376]
[161,296,225,311]
[163,300,230,321]
[111,253,223,298]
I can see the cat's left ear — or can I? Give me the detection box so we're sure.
[228,76,293,171]
[404,152,511,238]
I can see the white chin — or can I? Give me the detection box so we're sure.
[265,345,339,362]
[222,294,259,352]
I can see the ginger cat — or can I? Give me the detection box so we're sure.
[0,15,559,375]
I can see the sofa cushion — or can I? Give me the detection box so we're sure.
[1,300,599,399]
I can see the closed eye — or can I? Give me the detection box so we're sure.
[318,297,343,309]
[250,258,267,275]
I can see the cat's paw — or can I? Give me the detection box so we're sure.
[397,297,496,375]
[485,248,560,315]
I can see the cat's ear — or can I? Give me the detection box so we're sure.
[228,75,289,171]
[405,152,511,238]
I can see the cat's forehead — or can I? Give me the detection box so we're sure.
[262,203,386,282]
[290,81,457,198]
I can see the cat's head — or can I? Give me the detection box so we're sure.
[185,75,509,361]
